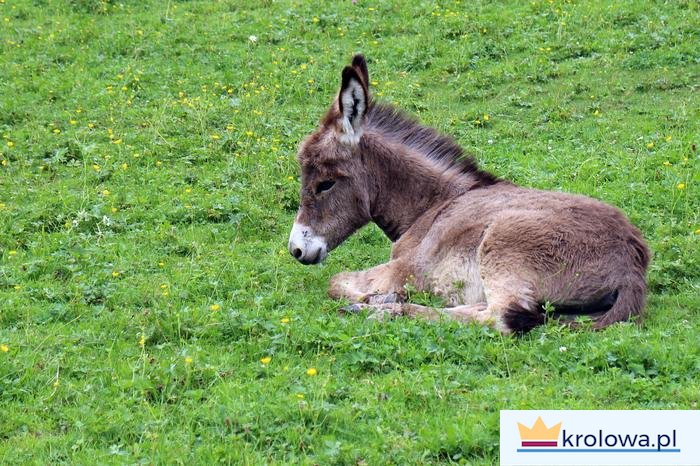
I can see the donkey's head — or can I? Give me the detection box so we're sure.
[288,55,372,264]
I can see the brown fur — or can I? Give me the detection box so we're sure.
[290,55,650,334]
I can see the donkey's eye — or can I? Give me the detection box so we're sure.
[316,180,336,194]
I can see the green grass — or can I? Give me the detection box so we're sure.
[1,0,698,464]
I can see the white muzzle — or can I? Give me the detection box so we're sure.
[288,223,328,265]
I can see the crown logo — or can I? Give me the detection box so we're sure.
[517,416,562,447]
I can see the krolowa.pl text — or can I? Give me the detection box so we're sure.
[562,429,677,450]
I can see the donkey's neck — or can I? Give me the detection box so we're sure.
[361,135,484,241]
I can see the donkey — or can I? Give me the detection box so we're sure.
[288,54,650,334]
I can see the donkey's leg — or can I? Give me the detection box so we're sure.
[400,302,489,322]
[349,275,542,334]
[346,302,491,323]
[329,260,407,304]
[339,294,403,314]
[475,270,544,334]
[351,299,535,334]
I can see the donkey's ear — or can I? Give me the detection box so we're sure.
[351,54,369,87]
[338,65,368,144]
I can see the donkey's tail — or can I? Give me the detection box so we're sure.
[551,276,647,329]
[590,233,650,328]
[506,277,647,334]
[592,277,647,329]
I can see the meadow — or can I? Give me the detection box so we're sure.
[0,0,698,464]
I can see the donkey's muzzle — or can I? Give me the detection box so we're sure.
[288,223,328,265]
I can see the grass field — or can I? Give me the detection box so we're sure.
[1,0,699,464]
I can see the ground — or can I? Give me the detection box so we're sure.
[0,0,698,464]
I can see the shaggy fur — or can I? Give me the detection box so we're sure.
[365,103,502,188]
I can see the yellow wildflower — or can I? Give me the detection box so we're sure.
[52,128,61,134]
[139,334,145,347]
[676,183,685,190]
[121,163,128,170]
[662,161,671,167]
[211,134,221,140]
[8,250,17,256]
[665,135,672,142]
[296,393,304,399]
[280,317,290,324]
[92,164,101,171]
[646,142,654,149]
[306,367,318,376]
[6,141,13,148]
[69,120,77,125]
[112,271,120,277]
[184,356,193,365]
[111,207,118,213]
[0,344,8,352]
[210,304,221,311]
[88,123,95,129]
[102,190,110,196]
[483,114,490,121]
[260,356,272,365]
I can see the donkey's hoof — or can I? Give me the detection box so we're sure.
[365,292,402,305]
[339,303,364,314]
[366,304,404,321]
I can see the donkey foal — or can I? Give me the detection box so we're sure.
[288,55,650,334]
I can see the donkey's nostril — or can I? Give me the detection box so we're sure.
[292,248,303,259]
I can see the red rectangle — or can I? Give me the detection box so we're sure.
[521,441,558,447]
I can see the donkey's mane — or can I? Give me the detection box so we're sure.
[365,102,500,187]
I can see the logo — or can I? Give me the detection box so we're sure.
[500,410,700,466]
[517,416,562,448]
[514,415,678,453]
